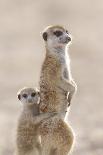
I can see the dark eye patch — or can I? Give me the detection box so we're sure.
[31,92,36,97]
[22,93,27,98]
[53,31,63,37]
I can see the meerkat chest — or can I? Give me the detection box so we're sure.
[59,55,71,80]
[19,111,37,128]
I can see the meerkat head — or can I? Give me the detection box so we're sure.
[17,87,40,106]
[42,25,72,51]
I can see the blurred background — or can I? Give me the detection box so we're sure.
[0,0,103,155]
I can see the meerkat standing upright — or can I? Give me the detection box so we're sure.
[40,25,77,116]
[38,25,77,155]
[15,87,74,155]
[15,87,56,155]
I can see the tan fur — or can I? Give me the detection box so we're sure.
[39,25,76,155]
[40,25,77,116]
[15,87,56,155]
[39,115,74,155]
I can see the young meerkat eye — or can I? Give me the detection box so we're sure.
[31,92,36,97]
[53,30,63,37]
[22,93,28,98]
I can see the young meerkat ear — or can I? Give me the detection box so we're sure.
[42,32,48,41]
[17,94,21,100]
[36,90,40,96]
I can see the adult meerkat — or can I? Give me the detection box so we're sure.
[40,25,77,117]
[15,87,56,155]
[38,25,75,155]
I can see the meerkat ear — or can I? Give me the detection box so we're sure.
[37,90,40,96]
[17,94,21,100]
[42,32,48,41]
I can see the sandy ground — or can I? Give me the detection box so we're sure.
[0,0,103,155]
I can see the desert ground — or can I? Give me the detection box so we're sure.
[0,0,103,155]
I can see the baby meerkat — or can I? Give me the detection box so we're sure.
[16,87,56,155]
[40,25,77,117]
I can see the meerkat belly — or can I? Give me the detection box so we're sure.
[40,56,71,113]
[40,77,68,114]
[17,121,38,151]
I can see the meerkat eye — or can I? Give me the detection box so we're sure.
[53,31,63,37]
[31,92,36,97]
[22,93,27,98]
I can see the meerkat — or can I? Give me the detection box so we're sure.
[40,25,77,117]
[15,87,56,155]
[37,25,76,155]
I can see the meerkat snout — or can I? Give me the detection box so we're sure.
[59,35,71,44]
[65,36,71,43]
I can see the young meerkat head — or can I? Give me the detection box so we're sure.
[42,25,72,50]
[17,87,40,106]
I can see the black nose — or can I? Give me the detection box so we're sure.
[67,36,71,42]
[64,36,71,44]
[28,98,32,103]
